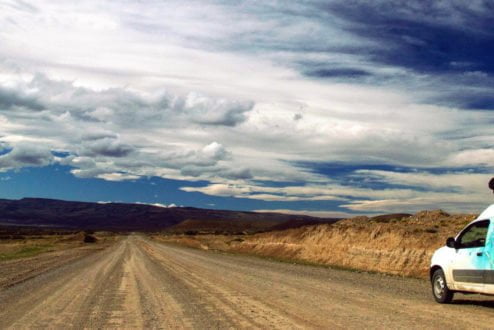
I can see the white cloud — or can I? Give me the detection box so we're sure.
[254,209,356,219]
[449,149,494,167]
[0,0,492,214]
[182,170,494,213]
[341,170,494,213]
[180,183,347,201]
[342,196,487,214]
[352,170,491,192]
[96,172,140,182]
[135,202,176,208]
[0,142,53,171]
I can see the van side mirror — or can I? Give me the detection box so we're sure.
[446,237,457,249]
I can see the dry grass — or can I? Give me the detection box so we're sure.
[0,230,118,262]
[0,244,55,262]
[152,210,477,279]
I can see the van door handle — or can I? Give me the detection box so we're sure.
[477,252,483,256]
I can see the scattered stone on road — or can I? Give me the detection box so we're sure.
[1,235,493,329]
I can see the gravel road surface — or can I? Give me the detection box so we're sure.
[1,235,493,329]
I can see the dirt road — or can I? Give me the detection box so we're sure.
[1,235,493,329]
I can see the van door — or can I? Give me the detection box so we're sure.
[450,220,490,293]
[481,218,494,294]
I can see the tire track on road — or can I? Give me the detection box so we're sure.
[1,235,494,329]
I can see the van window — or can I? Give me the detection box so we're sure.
[457,220,490,249]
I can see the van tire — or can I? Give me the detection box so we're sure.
[432,269,454,303]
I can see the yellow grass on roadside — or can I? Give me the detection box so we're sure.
[0,230,117,262]
[152,210,477,279]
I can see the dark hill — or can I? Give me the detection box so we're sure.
[0,198,339,232]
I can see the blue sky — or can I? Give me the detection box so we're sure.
[0,0,493,216]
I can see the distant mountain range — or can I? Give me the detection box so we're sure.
[0,198,339,233]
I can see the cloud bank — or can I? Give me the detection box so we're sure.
[0,0,493,214]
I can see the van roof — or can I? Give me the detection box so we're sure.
[477,204,494,220]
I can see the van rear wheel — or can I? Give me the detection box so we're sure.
[432,269,454,303]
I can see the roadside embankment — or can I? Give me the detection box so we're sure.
[153,210,476,278]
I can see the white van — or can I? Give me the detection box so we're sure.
[430,204,494,303]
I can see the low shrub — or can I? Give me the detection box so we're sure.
[83,234,97,243]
